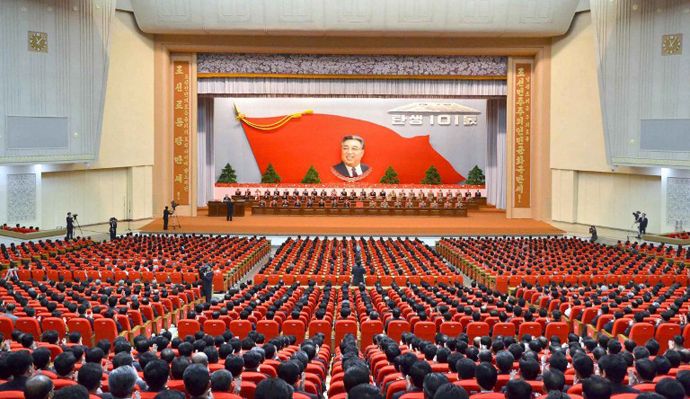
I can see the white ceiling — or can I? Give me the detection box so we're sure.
[128,0,582,38]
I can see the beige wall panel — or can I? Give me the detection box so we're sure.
[551,169,562,221]
[41,168,135,230]
[568,172,661,233]
[130,165,154,220]
[550,12,609,173]
[597,173,616,227]
[97,10,155,169]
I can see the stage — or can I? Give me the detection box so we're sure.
[140,208,563,237]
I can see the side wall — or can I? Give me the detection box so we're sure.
[550,11,662,237]
[39,10,155,229]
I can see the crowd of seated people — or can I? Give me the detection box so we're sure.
[1,237,94,266]
[1,224,40,234]
[439,237,690,282]
[511,279,690,345]
[235,187,483,202]
[0,264,689,399]
[3,315,690,399]
[0,235,269,292]
[0,325,331,399]
[255,237,462,280]
[239,187,480,209]
[664,232,690,240]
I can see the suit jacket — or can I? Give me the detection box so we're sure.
[0,377,28,391]
[610,383,639,395]
[333,162,370,177]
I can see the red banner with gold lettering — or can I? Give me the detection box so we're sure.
[514,63,531,208]
[173,61,191,205]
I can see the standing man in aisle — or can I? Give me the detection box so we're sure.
[199,263,214,303]
[109,217,118,240]
[163,206,171,230]
[224,194,234,221]
[66,212,75,241]
[352,261,366,286]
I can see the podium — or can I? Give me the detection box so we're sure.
[207,201,245,217]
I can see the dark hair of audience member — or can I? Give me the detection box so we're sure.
[423,373,450,399]
[506,379,533,399]
[77,363,104,392]
[655,377,687,399]
[54,384,89,399]
[211,369,234,392]
[583,375,612,399]
[183,363,211,398]
[254,378,293,399]
[348,383,385,399]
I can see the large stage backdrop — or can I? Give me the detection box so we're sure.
[214,98,488,185]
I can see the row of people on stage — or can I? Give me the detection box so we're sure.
[234,187,482,200]
[256,197,466,209]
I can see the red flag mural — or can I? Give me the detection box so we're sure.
[240,113,465,184]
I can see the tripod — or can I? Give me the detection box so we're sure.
[627,220,642,242]
[171,210,182,230]
[74,216,85,238]
[2,268,18,281]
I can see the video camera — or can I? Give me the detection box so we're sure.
[632,211,641,223]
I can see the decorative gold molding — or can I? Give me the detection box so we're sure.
[611,157,690,167]
[197,73,507,80]
[0,155,95,163]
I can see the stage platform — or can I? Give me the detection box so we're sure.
[140,208,563,237]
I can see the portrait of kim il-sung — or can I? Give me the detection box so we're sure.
[332,135,371,181]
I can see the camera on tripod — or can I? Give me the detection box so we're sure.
[632,211,641,223]
[170,201,179,213]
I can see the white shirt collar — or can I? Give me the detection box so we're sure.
[346,164,363,177]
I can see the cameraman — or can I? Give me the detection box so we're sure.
[163,206,171,230]
[66,212,75,241]
[589,225,598,243]
[639,213,648,237]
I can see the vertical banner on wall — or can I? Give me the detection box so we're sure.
[172,61,191,205]
[513,63,532,208]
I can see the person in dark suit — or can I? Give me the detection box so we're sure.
[0,351,33,391]
[109,218,117,240]
[163,207,171,230]
[639,214,648,237]
[589,225,598,243]
[223,194,234,221]
[332,135,370,179]
[352,262,365,286]
[199,264,214,303]
[66,212,75,240]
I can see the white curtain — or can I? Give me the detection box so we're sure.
[486,98,507,209]
[197,97,215,207]
[198,77,506,97]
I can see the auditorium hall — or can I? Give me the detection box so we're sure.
[0,2,689,399]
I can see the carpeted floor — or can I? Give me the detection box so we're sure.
[140,208,563,237]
